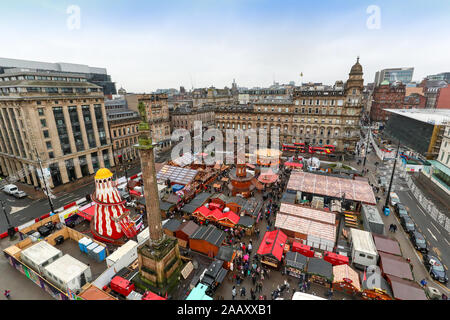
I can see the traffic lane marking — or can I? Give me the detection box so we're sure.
[427,228,438,241]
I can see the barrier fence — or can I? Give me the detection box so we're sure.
[404,174,450,234]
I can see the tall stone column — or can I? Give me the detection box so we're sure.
[138,147,163,243]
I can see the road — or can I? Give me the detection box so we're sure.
[0,146,176,234]
[353,134,450,293]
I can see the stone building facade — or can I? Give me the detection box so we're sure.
[105,99,140,163]
[171,105,215,133]
[126,93,171,150]
[0,69,113,188]
[370,81,406,122]
[214,59,364,152]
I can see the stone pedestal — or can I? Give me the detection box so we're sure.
[137,237,182,288]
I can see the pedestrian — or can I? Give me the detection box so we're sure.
[232,286,236,300]
[306,280,311,291]
[266,268,270,279]
[250,288,256,300]
[420,278,427,287]
[248,242,252,254]
[252,273,257,286]
[240,286,246,297]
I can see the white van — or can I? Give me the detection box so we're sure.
[3,184,18,195]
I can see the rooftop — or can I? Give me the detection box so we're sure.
[384,108,450,125]
[287,171,376,205]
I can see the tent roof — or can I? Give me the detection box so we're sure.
[332,264,361,291]
[373,234,402,256]
[379,252,413,281]
[287,171,376,205]
[386,275,427,300]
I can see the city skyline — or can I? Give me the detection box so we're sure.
[2,0,450,91]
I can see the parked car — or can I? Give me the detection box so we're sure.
[410,231,428,253]
[389,192,400,206]
[3,184,18,195]
[12,190,27,199]
[423,255,448,284]
[400,216,415,234]
[394,203,409,218]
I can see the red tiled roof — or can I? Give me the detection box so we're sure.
[257,230,288,261]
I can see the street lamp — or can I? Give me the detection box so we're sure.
[362,120,371,168]
[34,148,55,213]
[1,200,15,239]
[383,140,401,215]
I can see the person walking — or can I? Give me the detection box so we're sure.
[250,287,256,300]
[232,286,237,300]
[240,286,246,297]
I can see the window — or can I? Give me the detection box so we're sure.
[43,130,49,138]
[38,108,44,116]
[359,253,366,258]
[40,119,47,127]
[46,141,52,149]
[48,152,54,159]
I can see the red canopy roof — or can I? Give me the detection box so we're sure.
[258,173,279,184]
[284,162,303,168]
[257,230,288,261]
[78,205,96,221]
[195,206,240,225]
[194,206,211,218]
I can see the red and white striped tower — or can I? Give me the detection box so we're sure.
[91,168,135,240]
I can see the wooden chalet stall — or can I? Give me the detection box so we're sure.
[332,264,361,296]
[163,219,182,237]
[192,205,240,229]
[236,215,255,236]
[306,258,333,288]
[215,246,236,270]
[175,221,199,248]
[189,225,226,258]
[284,251,308,278]
[256,230,288,269]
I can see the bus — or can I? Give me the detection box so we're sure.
[324,145,336,153]
[282,144,298,152]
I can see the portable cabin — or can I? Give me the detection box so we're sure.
[43,254,92,292]
[349,228,378,270]
[106,240,138,271]
[20,241,63,275]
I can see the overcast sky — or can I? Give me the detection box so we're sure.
[1,0,449,92]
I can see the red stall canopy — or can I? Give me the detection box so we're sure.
[257,230,288,262]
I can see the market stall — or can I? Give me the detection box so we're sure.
[332,264,361,296]
[216,246,236,270]
[360,268,393,300]
[284,251,308,278]
[189,225,226,258]
[175,220,200,248]
[306,258,333,287]
[385,275,427,300]
[256,230,288,269]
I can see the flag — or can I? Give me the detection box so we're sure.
[363,267,367,282]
